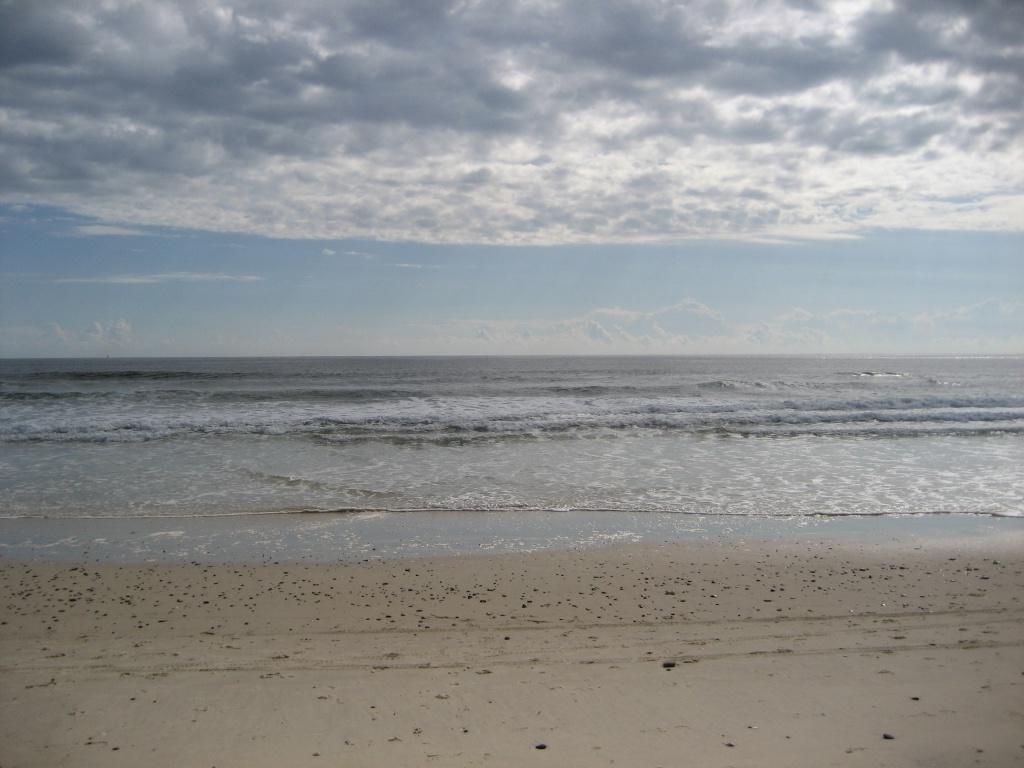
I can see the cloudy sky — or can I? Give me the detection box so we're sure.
[1,0,1021,356]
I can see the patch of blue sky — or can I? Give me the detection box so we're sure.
[1,205,1021,356]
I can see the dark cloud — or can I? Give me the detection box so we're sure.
[858,0,1024,77]
[711,38,869,95]
[0,0,1020,242]
[0,3,90,68]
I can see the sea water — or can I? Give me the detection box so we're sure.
[1,356,1022,559]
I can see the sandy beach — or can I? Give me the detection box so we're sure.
[2,534,1023,767]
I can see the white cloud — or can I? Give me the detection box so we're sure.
[70,224,149,237]
[0,318,139,352]
[912,298,1024,329]
[48,321,70,343]
[1,1,1020,244]
[393,295,1024,354]
[582,320,614,344]
[777,307,815,324]
[5,294,1018,357]
[86,318,133,346]
[320,247,336,256]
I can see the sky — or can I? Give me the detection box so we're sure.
[0,0,1022,356]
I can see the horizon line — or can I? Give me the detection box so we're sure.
[2,352,1022,362]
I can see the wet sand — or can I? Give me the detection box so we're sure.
[2,535,1023,767]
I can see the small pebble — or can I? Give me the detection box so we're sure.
[883,733,895,740]
[662,661,676,669]
[535,743,547,750]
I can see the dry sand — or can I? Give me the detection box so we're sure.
[2,535,1023,767]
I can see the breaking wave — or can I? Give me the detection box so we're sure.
[3,393,1023,443]
[2,355,1021,522]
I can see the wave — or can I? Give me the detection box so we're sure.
[4,379,1024,444]
[0,387,431,404]
[0,391,103,401]
[235,469,400,498]
[839,370,909,378]
[696,379,771,390]
[4,413,1022,444]
[697,423,1024,439]
[2,506,1019,520]
[7,369,256,382]
[3,389,1024,432]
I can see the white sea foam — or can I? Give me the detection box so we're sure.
[1,355,1022,520]
[2,392,1022,443]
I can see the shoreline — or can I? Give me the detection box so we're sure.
[2,535,1023,766]
[2,510,1023,564]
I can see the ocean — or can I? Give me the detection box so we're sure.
[1,355,1022,560]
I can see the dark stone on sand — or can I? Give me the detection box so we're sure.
[662,661,676,669]
[535,743,547,750]
[883,733,895,740]
[725,742,735,747]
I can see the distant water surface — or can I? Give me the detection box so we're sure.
[1,356,1021,519]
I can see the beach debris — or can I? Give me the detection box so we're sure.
[25,678,56,689]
